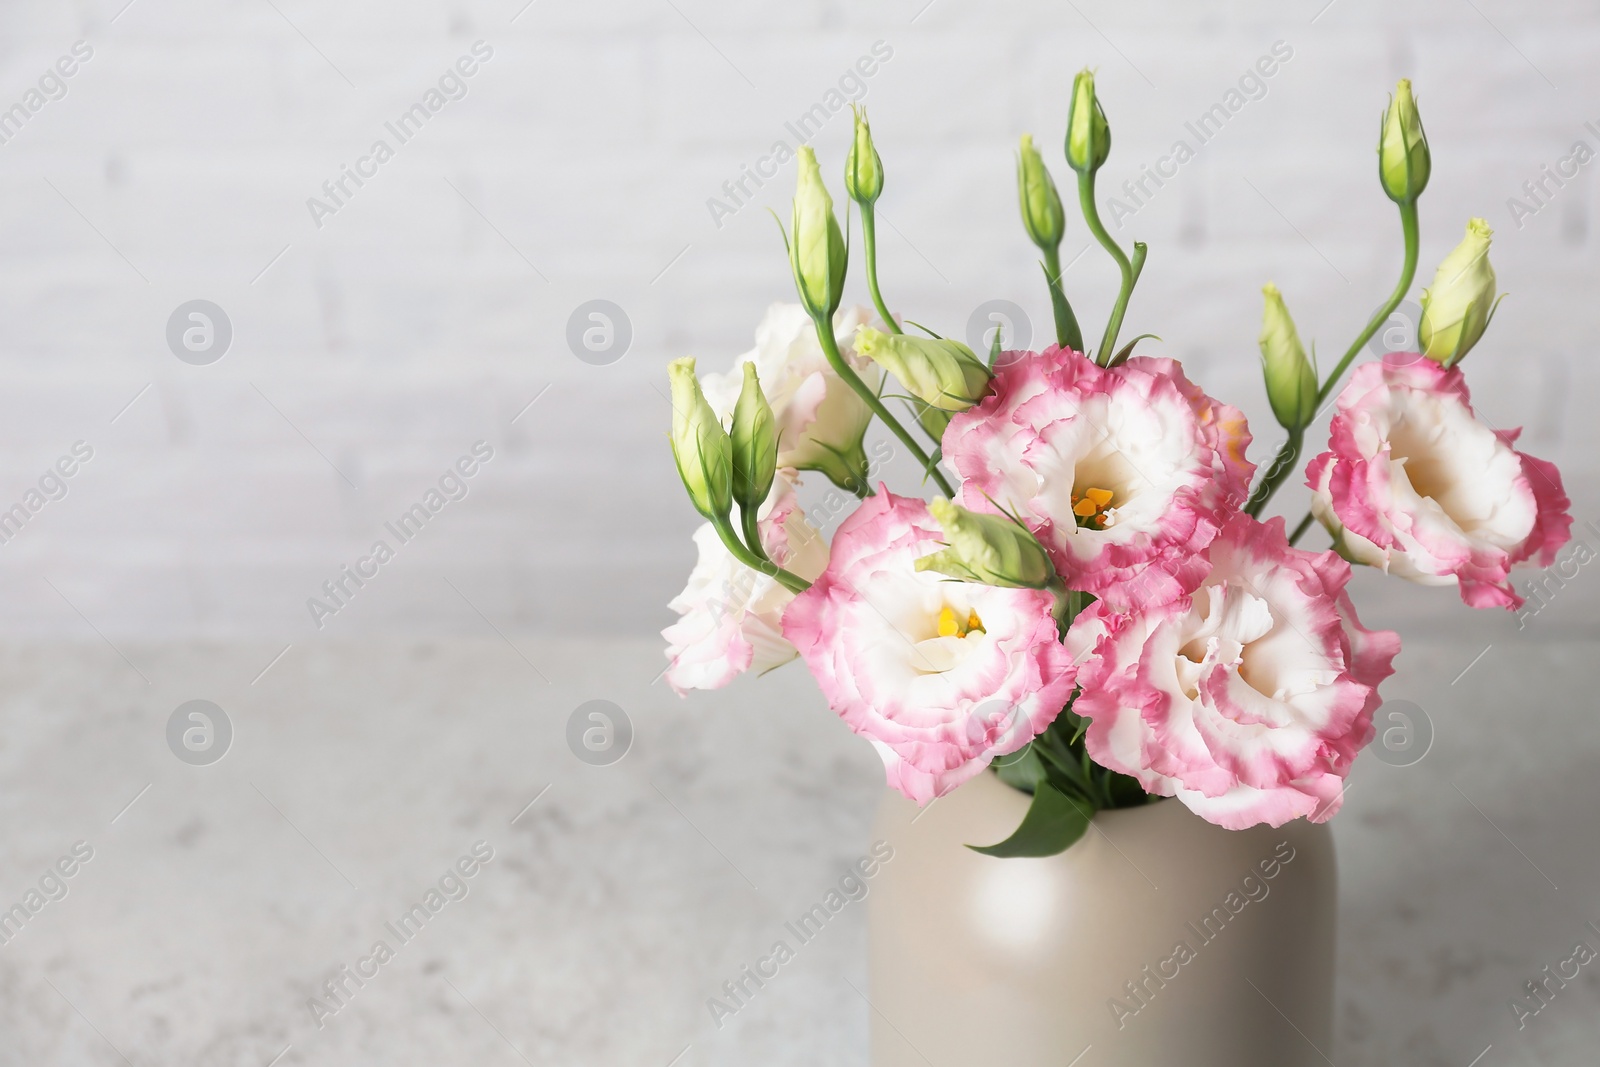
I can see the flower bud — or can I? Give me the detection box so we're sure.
[668,357,732,520]
[1064,69,1111,174]
[844,105,884,205]
[1420,218,1498,367]
[854,327,991,412]
[1379,79,1430,204]
[915,498,1055,589]
[1258,283,1319,432]
[790,146,848,320]
[729,362,777,513]
[1017,134,1065,251]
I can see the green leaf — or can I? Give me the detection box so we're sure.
[902,319,945,340]
[1109,332,1160,367]
[987,319,1005,368]
[967,780,1094,857]
[1040,261,1084,353]
[992,745,1046,794]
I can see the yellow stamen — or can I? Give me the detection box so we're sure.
[938,606,960,638]
[967,610,985,634]
[1072,486,1114,525]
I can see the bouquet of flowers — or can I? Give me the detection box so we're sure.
[661,73,1572,856]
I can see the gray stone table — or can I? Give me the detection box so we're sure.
[0,616,1595,1066]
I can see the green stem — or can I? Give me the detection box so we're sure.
[740,505,767,562]
[859,206,900,334]
[1246,200,1421,518]
[1315,201,1421,409]
[712,516,810,595]
[1108,243,1148,365]
[1077,170,1137,364]
[1042,243,1062,285]
[1288,511,1315,546]
[812,315,956,498]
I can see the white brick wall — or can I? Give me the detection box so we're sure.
[0,0,1592,639]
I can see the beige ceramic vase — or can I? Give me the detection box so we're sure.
[868,770,1336,1066]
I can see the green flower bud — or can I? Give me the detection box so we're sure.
[1258,283,1319,432]
[915,498,1055,589]
[1420,218,1498,367]
[854,326,992,412]
[668,357,732,521]
[1017,133,1065,251]
[790,146,848,320]
[844,105,884,205]
[1379,79,1430,204]
[730,362,777,513]
[1064,69,1111,174]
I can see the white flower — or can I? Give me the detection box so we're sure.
[700,304,880,488]
[1306,357,1571,610]
[662,480,828,694]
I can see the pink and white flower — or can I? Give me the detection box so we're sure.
[781,489,1078,804]
[1067,514,1399,830]
[699,303,880,474]
[662,481,828,695]
[943,346,1253,610]
[1306,355,1571,610]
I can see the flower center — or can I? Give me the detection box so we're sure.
[1071,486,1115,529]
[937,605,986,638]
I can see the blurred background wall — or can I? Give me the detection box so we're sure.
[0,0,1591,642]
